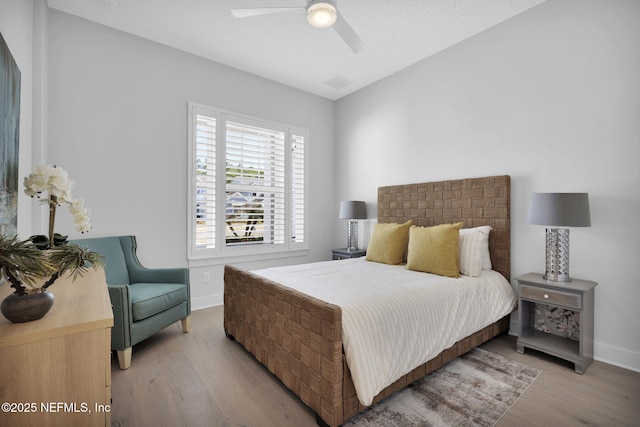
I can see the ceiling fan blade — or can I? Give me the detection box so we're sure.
[333,11,364,53]
[231,7,304,18]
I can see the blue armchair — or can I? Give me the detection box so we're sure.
[70,236,190,369]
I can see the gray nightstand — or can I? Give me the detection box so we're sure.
[516,273,597,374]
[331,248,366,260]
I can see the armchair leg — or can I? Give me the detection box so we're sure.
[181,315,191,333]
[117,348,132,370]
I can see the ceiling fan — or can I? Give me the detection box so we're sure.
[231,0,364,53]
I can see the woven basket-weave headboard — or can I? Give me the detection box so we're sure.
[377,175,511,281]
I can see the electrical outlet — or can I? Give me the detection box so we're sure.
[203,272,210,283]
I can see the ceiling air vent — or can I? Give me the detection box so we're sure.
[325,74,351,90]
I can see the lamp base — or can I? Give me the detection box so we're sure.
[543,274,572,283]
[544,228,571,282]
[346,220,359,252]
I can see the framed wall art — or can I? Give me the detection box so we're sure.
[0,32,21,238]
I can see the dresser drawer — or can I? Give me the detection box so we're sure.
[519,284,582,309]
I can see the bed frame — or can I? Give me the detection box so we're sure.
[224,175,511,426]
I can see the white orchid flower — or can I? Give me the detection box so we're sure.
[23,165,93,241]
[70,199,92,233]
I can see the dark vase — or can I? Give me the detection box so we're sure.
[1,290,55,323]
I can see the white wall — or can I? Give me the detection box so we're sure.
[335,0,640,371]
[45,10,336,309]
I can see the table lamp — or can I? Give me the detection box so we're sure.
[526,193,591,282]
[339,201,367,252]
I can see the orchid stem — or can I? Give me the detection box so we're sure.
[48,195,57,249]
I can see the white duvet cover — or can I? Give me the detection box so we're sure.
[253,258,517,406]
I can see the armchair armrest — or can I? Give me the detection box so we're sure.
[127,265,189,286]
[108,283,132,351]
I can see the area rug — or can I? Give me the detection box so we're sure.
[344,348,541,427]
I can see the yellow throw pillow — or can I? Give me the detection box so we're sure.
[406,222,464,277]
[365,220,413,265]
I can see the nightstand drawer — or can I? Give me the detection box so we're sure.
[520,284,582,309]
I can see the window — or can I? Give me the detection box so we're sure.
[188,103,308,260]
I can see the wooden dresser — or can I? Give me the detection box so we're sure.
[0,268,113,427]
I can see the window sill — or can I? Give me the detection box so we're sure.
[188,248,309,268]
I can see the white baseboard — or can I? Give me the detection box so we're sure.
[594,341,640,373]
[192,293,223,311]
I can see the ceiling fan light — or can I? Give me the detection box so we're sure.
[307,2,337,28]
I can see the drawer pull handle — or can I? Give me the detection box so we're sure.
[544,294,549,299]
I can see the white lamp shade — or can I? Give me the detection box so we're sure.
[526,193,591,227]
[339,201,367,219]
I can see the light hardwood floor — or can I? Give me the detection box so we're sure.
[111,305,640,427]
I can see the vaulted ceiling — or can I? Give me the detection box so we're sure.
[48,0,547,100]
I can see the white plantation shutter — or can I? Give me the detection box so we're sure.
[291,133,305,244]
[188,103,307,259]
[194,113,216,251]
[225,120,286,246]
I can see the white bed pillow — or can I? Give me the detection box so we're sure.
[459,226,492,276]
[482,231,492,270]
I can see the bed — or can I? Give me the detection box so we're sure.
[224,175,513,426]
